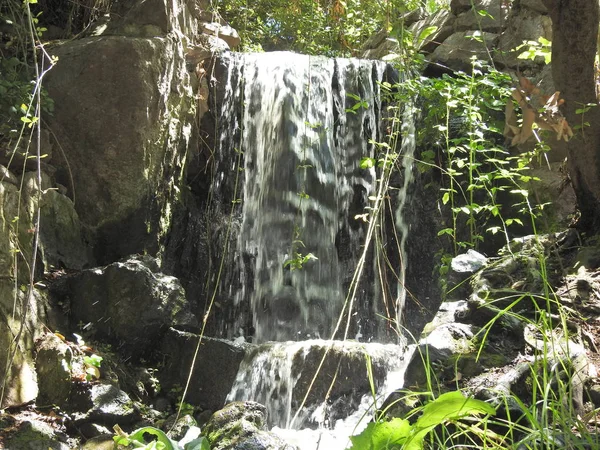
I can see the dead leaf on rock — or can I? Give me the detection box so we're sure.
[504,77,573,146]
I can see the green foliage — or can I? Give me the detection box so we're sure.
[0,0,54,143]
[515,37,552,64]
[350,391,495,450]
[398,58,546,253]
[114,426,210,450]
[284,251,318,270]
[215,0,448,55]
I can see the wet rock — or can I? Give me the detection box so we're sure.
[50,256,196,359]
[203,401,296,450]
[88,383,139,423]
[404,321,512,388]
[227,340,402,428]
[158,328,251,411]
[70,382,140,426]
[421,301,470,335]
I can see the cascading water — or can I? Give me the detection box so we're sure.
[203,50,419,448]
[216,51,401,343]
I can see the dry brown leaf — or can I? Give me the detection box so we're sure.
[505,79,573,146]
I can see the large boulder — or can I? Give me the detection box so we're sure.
[22,172,89,271]
[430,31,499,72]
[35,333,73,408]
[227,340,403,428]
[158,328,251,411]
[45,33,195,263]
[49,256,197,358]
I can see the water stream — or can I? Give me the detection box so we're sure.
[209,50,417,448]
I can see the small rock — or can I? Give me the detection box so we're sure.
[88,383,139,424]
[201,22,241,48]
[35,333,73,408]
[451,249,488,273]
[165,413,197,441]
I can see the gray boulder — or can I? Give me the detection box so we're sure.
[0,417,70,450]
[45,34,194,263]
[50,256,197,358]
[158,328,250,411]
[228,340,402,428]
[430,31,499,72]
[35,333,73,408]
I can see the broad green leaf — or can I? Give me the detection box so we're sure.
[437,227,453,237]
[417,26,438,44]
[124,426,179,450]
[349,418,411,450]
[441,192,450,205]
[404,391,495,450]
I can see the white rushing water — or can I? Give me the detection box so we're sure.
[215,50,418,448]
[218,52,397,343]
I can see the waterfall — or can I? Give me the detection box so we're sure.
[201,51,421,444]
[214,51,402,343]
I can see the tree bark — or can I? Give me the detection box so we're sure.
[542,0,600,232]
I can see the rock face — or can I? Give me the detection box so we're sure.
[0,163,84,407]
[362,0,552,76]
[158,328,251,411]
[50,256,197,358]
[227,340,403,428]
[45,35,194,263]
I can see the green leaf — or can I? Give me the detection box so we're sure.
[360,157,375,169]
[441,192,450,205]
[84,354,103,368]
[405,391,495,450]
[349,418,411,450]
[417,26,438,44]
[118,426,179,450]
[184,437,211,450]
[437,228,454,237]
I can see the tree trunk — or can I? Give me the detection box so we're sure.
[542,0,600,232]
